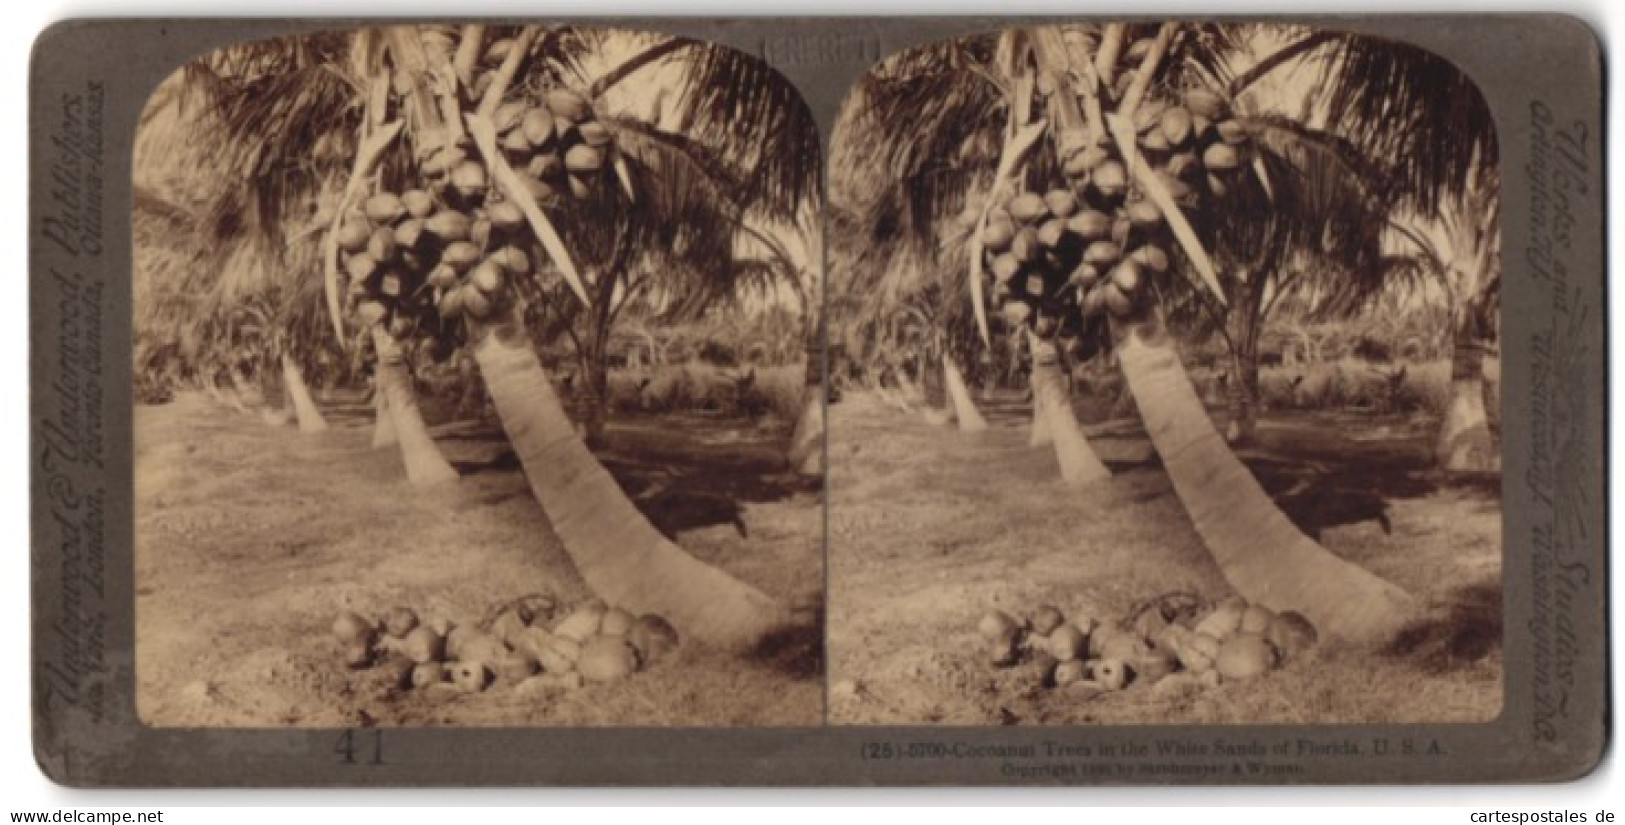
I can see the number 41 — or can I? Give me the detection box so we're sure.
[334,729,384,765]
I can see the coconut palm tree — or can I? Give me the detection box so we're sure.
[172,24,818,649]
[837,23,1494,644]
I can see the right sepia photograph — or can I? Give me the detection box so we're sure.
[825,23,1502,725]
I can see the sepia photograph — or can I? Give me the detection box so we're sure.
[131,24,825,727]
[825,23,1503,725]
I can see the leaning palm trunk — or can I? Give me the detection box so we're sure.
[471,308,787,650]
[1030,338,1109,483]
[372,327,458,484]
[281,355,329,433]
[1114,319,1417,644]
[1028,389,1052,447]
[371,389,397,448]
[942,354,988,432]
[1436,334,1499,472]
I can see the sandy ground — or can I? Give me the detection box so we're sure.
[135,391,823,727]
[826,390,1502,725]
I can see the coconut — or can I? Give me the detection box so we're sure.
[427,264,459,289]
[1202,143,1242,172]
[1067,210,1112,240]
[456,633,509,666]
[1008,192,1049,224]
[1207,173,1230,199]
[337,220,371,253]
[1160,106,1195,147]
[554,604,609,643]
[990,253,1022,283]
[1136,646,1180,685]
[1080,286,1107,318]
[441,241,481,272]
[1183,88,1226,119]
[527,152,563,180]
[469,261,506,296]
[450,660,491,693]
[1007,228,1038,264]
[1216,119,1249,145]
[518,174,558,204]
[377,273,403,299]
[1050,659,1087,687]
[1043,189,1079,219]
[1239,604,1276,635]
[1028,605,1064,636]
[398,625,445,664]
[1069,263,1101,290]
[522,109,556,147]
[450,160,490,199]
[535,635,582,674]
[977,609,1021,642]
[1001,301,1033,327]
[1082,240,1122,268]
[599,607,636,637]
[401,189,435,219]
[1215,633,1277,681]
[1024,274,1048,299]
[1036,218,1069,250]
[1110,261,1143,294]
[1104,283,1135,317]
[364,193,406,225]
[567,175,594,200]
[1139,128,1170,154]
[488,610,531,647]
[424,211,472,243]
[564,144,606,173]
[382,607,419,639]
[1266,611,1318,659]
[1129,245,1169,273]
[393,219,426,251]
[341,637,375,670]
[487,200,525,232]
[501,127,532,156]
[438,288,466,319]
[492,100,527,135]
[411,662,444,689]
[546,88,592,122]
[355,301,388,328]
[578,636,640,682]
[344,253,379,284]
[982,214,1017,251]
[627,615,680,664]
[1047,624,1088,662]
[461,286,495,320]
[494,651,539,684]
[1125,198,1162,228]
[988,635,1020,668]
[490,246,531,276]
[1065,145,1111,179]
[577,121,613,148]
[366,228,397,264]
[1094,658,1129,691]
[1093,160,1128,198]
[1166,151,1202,180]
[1100,631,1151,663]
[332,611,375,644]
[1194,603,1246,641]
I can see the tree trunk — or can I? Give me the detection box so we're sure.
[1114,318,1417,644]
[371,386,397,448]
[471,309,787,650]
[1030,338,1109,483]
[942,354,988,432]
[372,327,458,484]
[574,342,610,449]
[1436,336,1499,472]
[1028,382,1052,447]
[1225,349,1260,444]
[281,355,330,433]
[786,343,825,476]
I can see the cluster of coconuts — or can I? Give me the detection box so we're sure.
[983,84,1253,357]
[333,68,616,333]
[330,598,678,696]
[975,596,1315,697]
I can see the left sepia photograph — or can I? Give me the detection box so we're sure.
[132,24,826,727]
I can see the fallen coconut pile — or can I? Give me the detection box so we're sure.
[975,594,1318,697]
[332,596,679,696]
